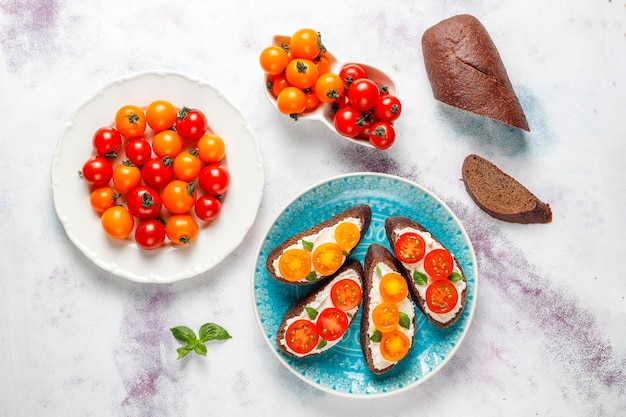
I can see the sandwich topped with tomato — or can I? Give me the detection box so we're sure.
[275,259,364,357]
[266,205,372,285]
[385,216,467,329]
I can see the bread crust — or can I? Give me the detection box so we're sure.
[360,244,417,375]
[266,204,372,284]
[385,217,468,329]
[422,14,530,131]
[275,258,364,358]
[462,154,552,224]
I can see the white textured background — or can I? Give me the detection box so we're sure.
[1,0,625,416]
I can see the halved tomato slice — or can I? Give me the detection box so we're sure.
[379,273,408,303]
[393,232,426,264]
[316,307,349,341]
[278,248,312,282]
[372,301,399,333]
[423,248,454,280]
[331,279,362,311]
[334,222,360,251]
[285,319,319,354]
[312,242,344,276]
[380,329,411,362]
[425,279,459,314]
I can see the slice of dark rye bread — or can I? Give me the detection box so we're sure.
[275,259,364,358]
[265,204,372,285]
[361,244,417,375]
[462,154,552,224]
[422,14,530,131]
[385,217,468,329]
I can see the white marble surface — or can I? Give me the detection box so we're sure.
[1,0,625,415]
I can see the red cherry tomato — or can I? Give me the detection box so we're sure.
[134,218,166,250]
[198,164,230,196]
[331,279,362,311]
[394,232,426,264]
[194,195,222,222]
[368,121,396,150]
[347,78,380,112]
[126,186,163,219]
[284,319,319,355]
[80,155,113,187]
[339,64,367,88]
[425,279,459,314]
[92,127,122,159]
[141,157,174,189]
[176,107,207,140]
[125,137,152,167]
[316,307,349,341]
[374,95,402,123]
[333,107,365,138]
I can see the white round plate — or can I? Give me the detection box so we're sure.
[51,70,264,283]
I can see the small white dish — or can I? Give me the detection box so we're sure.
[51,70,264,283]
[264,35,398,148]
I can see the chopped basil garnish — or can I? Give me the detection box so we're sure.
[301,239,314,251]
[413,271,428,286]
[304,306,318,320]
[449,272,463,282]
[370,330,382,342]
[399,312,411,329]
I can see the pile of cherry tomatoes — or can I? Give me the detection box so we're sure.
[259,28,402,150]
[79,100,230,250]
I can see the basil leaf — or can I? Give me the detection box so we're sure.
[304,306,318,320]
[170,326,197,343]
[369,330,382,342]
[399,312,411,329]
[413,271,428,286]
[305,271,318,282]
[316,339,328,350]
[176,345,194,360]
[193,342,208,356]
[301,240,314,251]
[199,323,232,342]
[449,272,463,283]
[375,265,382,277]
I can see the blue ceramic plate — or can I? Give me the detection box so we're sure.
[252,173,478,398]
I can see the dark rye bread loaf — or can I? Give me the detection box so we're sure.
[266,204,372,285]
[361,244,417,375]
[422,14,530,131]
[462,154,552,224]
[385,216,468,329]
[275,259,364,357]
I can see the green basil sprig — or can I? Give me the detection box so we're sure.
[170,322,232,359]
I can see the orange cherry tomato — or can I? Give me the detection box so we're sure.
[152,130,183,158]
[162,180,196,214]
[114,105,146,139]
[314,56,331,77]
[303,90,321,113]
[316,307,349,341]
[267,73,290,98]
[425,279,459,314]
[89,186,120,213]
[145,99,178,132]
[165,214,198,245]
[314,72,345,103]
[312,242,344,276]
[331,279,362,311]
[278,248,312,282]
[173,151,202,182]
[285,58,318,90]
[334,221,360,251]
[424,248,454,280]
[379,273,409,303]
[372,301,399,333]
[197,134,225,164]
[112,162,141,194]
[285,319,319,355]
[276,86,307,116]
[379,329,411,362]
[289,28,321,60]
[394,232,426,264]
[259,45,290,75]
[100,205,134,239]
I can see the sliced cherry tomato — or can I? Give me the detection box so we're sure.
[134,218,166,250]
[112,161,141,194]
[289,28,321,60]
[145,99,178,133]
[141,156,174,189]
[285,319,319,354]
[333,106,366,138]
[278,248,312,282]
[394,232,426,264]
[124,137,152,167]
[374,95,402,123]
[334,221,360,251]
[316,307,349,341]
[114,104,146,139]
[313,72,344,103]
[312,242,344,276]
[267,73,290,98]
[424,248,454,280]
[368,121,396,150]
[339,64,367,89]
[173,150,202,182]
[379,273,408,303]
[347,78,380,112]
[425,279,458,314]
[194,195,222,222]
[259,45,290,75]
[285,58,318,90]
[176,107,207,141]
[372,301,399,333]
[198,164,230,196]
[126,186,163,219]
[92,127,122,159]
[162,180,196,214]
[101,205,134,239]
[379,329,410,362]
[331,279,362,311]
[152,130,183,158]
[89,186,120,213]
[276,86,307,117]
[197,134,225,164]
[165,214,199,245]
[80,155,113,187]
